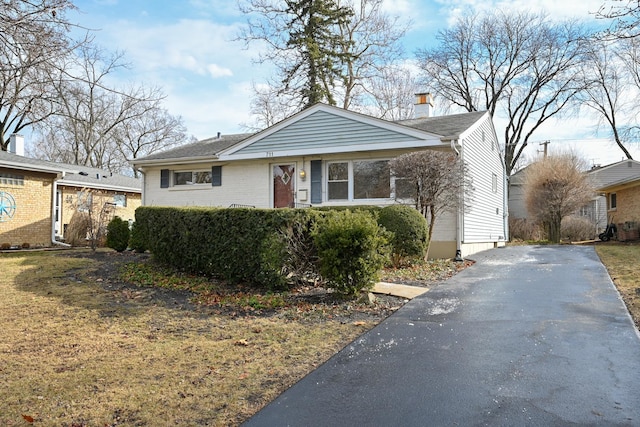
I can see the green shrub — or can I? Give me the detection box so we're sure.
[312,210,388,297]
[128,221,147,253]
[106,216,130,252]
[378,204,428,264]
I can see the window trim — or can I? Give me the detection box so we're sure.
[609,192,617,210]
[172,170,213,186]
[324,159,400,202]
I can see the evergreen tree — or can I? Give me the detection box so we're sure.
[240,0,353,108]
[284,0,353,106]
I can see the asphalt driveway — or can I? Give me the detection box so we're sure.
[244,245,640,426]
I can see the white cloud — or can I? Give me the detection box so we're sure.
[206,64,233,78]
[435,0,605,25]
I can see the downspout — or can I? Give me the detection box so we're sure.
[451,139,464,261]
[136,168,146,206]
[52,172,71,247]
[503,172,509,243]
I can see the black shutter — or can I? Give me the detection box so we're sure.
[211,166,222,186]
[160,169,169,188]
[310,160,322,204]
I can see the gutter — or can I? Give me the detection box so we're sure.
[51,172,71,248]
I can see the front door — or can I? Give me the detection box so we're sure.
[273,164,295,208]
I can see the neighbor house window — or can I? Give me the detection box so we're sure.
[0,173,24,186]
[113,194,126,207]
[609,193,617,210]
[174,171,212,185]
[77,191,92,212]
[492,173,497,193]
[327,160,394,201]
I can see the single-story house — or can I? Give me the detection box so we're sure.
[0,135,142,248]
[597,170,640,241]
[132,101,508,259]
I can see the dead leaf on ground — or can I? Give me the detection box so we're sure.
[234,339,249,346]
[22,414,35,423]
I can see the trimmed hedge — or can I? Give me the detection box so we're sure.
[133,205,412,295]
[135,207,324,289]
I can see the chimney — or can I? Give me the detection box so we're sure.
[8,134,25,156]
[414,93,434,119]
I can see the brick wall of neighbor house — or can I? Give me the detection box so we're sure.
[614,185,640,241]
[0,169,54,247]
[58,186,141,239]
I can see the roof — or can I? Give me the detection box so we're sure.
[396,111,488,139]
[0,150,141,192]
[134,133,252,163]
[132,105,489,165]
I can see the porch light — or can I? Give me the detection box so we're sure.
[299,169,306,180]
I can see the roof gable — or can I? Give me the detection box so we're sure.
[221,104,444,159]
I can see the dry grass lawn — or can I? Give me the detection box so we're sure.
[595,242,640,329]
[2,243,635,426]
[0,250,377,426]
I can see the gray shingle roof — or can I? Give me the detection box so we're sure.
[0,150,141,191]
[134,133,253,162]
[131,109,487,164]
[397,111,488,139]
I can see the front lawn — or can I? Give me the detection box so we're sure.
[595,242,640,329]
[0,250,465,426]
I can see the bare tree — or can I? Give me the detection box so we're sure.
[112,105,190,177]
[596,0,640,39]
[390,150,472,259]
[240,81,297,131]
[30,44,185,175]
[577,39,636,159]
[335,0,408,110]
[617,36,640,144]
[365,65,417,120]
[524,154,594,243]
[0,0,82,150]
[416,11,589,176]
[238,0,410,126]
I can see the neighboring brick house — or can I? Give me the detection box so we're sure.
[508,159,640,238]
[598,173,640,241]
[0,146,141,248]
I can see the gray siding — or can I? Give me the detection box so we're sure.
[462,117,507,242]
[235,111,422,155]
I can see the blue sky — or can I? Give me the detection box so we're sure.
[67,0,639,165]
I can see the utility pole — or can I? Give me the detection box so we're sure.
[539,140,550,158]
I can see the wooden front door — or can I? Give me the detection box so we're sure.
[273,164,295,208]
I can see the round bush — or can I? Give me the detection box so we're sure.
[378,204,428,261]
[312,210,388,297]
[106,216,130,252]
